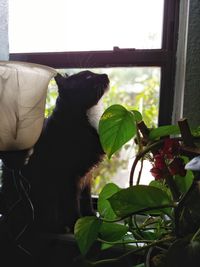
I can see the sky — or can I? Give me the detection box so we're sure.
[9,0,164,53]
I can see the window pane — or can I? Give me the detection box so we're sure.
[9,0,164,53]
[47,67,160,194]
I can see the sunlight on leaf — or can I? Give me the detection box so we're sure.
[131,109,143,122]
[99,104,137,158]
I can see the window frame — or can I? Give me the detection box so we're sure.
[9,0,180,126]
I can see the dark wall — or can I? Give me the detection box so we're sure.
[183,0,200,127]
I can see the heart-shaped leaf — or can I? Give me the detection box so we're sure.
[108,185,173,217]
[99,104,137,158]
[99,222,128,242]
[74,216,102,255]
[98,183,121,220]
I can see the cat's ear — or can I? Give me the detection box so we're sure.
[54,73,66,88]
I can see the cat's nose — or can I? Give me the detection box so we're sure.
[100,74,109,84]
[101,73,108,79]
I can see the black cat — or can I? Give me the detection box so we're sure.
[2,70,109,233]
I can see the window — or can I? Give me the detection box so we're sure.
[9,0,179,125]
[9,0,164,52]
[9,0,180,190]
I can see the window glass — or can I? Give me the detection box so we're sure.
[9,0,164,53]
[47,67,160,194]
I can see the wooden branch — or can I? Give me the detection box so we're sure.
[180,145,200,156]
[137,121,150,141]
[178,118,196,147]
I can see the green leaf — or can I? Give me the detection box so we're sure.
[98,183,121,220]
[149,180,172,199]
[142,229,161,241]
[191,126,200,137]
[130,110,143,122]
[149,125,180,140]
[108,185,173,217]
[99,222,128,242]
[174,156,194,194]
[174,171,194,194]
[74,216,102,255]
[99,104,137,158]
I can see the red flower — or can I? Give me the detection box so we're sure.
[150,167,164,180]
[168,157,186,176]
[154,154,166,169]
[162,138,180,159]
[150,138,184,181]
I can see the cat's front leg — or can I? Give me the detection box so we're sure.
[62,181,82,232]
[79,173,96,217]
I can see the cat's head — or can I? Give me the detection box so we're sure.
[54,70,109,110]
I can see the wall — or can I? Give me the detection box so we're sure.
[173,0,190,124]
[183,0,200,127]
[0,0,9,60]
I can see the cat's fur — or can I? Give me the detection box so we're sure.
[1,70,109,233]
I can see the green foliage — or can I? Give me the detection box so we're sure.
[45,79,58,117]
[97,183,120,220]
[99,222,128,243]
[75,182,175,257]
[95,67,159,193]
[149,125,180,140]
[74,216,102,255]
[174,169,194,194]
[108,185,173,218]
[75,103,200,266]
[45,69,200,266]
[99,104,137,158]
[134,76,159,127]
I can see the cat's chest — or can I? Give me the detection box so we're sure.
[86,99,103,130]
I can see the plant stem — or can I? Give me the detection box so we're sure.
[136,157,144,185]
[129,140,164,186]
[97,238,154,245]
[164,172,181,202]
[192,226,200,242]
[89,237,175,266]
[99,203,176,223]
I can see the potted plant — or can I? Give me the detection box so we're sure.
[74,104,200,267]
